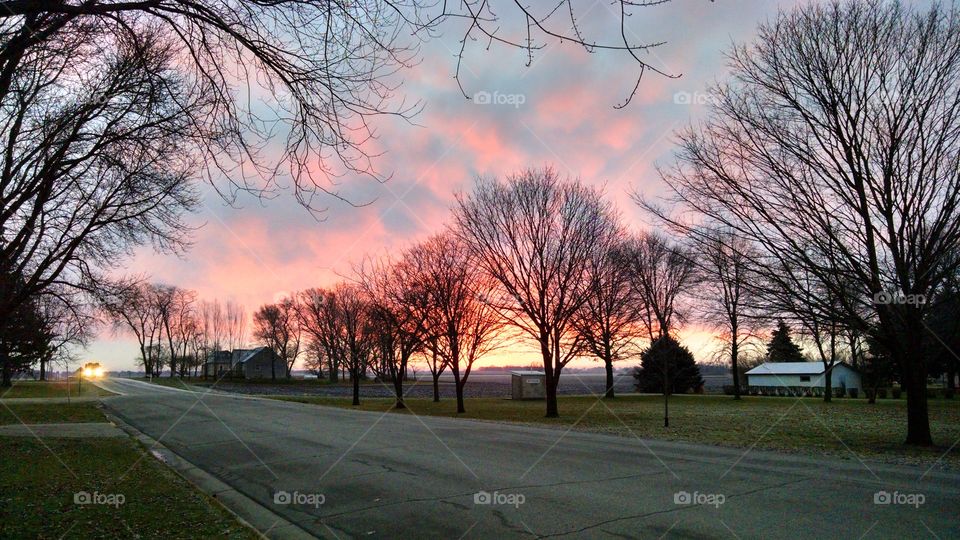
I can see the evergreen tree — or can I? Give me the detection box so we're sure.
[633,336,703,394]
[765,320,805,362]
[0,293,45,386]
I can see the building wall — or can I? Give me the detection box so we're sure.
[511,374,546,399]
[243,349,286,379]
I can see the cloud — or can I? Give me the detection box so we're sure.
[87,0,801,371]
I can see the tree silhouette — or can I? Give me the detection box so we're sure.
[765,321,805,363]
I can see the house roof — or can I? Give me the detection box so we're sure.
[204,347,270,366]
[511,371,545,376]
[745,362,829,376]
[235,347,270,365]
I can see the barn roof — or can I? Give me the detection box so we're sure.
[745,362,829,375]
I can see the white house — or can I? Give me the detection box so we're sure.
[745,362,862,395]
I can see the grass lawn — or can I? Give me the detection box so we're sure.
[275,393,960,467]
[0,404,256,539]
[0,380,115,399]
[0,402,106,425]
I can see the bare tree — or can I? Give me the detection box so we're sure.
[693,229,758,400]
[170,289,199,377]
[253,297,301,379]
[196,298,227,378]
[619,232,697,427]
[455,167,619,417]
[336,283,374,406]
[154,285,197,378]
[298,288,346,383]
[645,1,960,445]
[0,26,200,352]
[404,233,503,413]
[34,289,92,380]
[101,282,164,377]
[0,1,684,384]
[573,236,643,399]
[224,301,247,351]
[0,1,678,221]
[622,233,697,342]
[356,255,429,410]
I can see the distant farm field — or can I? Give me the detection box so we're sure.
[275,393,960,468]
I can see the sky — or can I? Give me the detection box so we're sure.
[86,0,809,372]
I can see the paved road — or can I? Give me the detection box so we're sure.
[97,378,959,539]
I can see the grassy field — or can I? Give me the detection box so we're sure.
[0,403,256,539]
[275,394,960,467]
[0,380,115,399]
[146,375,380,388]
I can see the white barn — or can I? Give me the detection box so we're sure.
[745,362,862,395]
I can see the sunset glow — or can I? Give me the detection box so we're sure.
[86,1,802,371]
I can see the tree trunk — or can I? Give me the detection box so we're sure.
[351,369,360,406]
[432,374,440,403]
[456,379,466,414]
[731,337,741,400]
[1,351,11,388]
[663,358,669,427]
[393,377,405,410]
[541,336,559,418]
[545,378,559,418]
[604,357,615,399]
[39,355,47,381]
[329,357,338,382]
[899,343,933,445]
[823,366,832,403]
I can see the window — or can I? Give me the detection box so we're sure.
[800,375,811,382]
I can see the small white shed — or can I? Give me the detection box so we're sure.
[745,362,862,395]
[511,371,546,400]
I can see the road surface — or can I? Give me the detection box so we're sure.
[97,378,959,539]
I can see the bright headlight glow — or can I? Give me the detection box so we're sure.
[93,367,103,378]
[83,368,93,378]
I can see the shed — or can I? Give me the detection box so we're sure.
[511,371,546,400]
[745,362,862,395]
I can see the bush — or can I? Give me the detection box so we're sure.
[834,386,845,398]
[848,388,859,399]
[722,385,736,396]
[877,388,888,399]
[892,387,902,399]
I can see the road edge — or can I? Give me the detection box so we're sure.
[101,407,318,540]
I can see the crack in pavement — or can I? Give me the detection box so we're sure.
[535,477,811,538]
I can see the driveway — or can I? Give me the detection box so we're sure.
[97,378,959,539]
